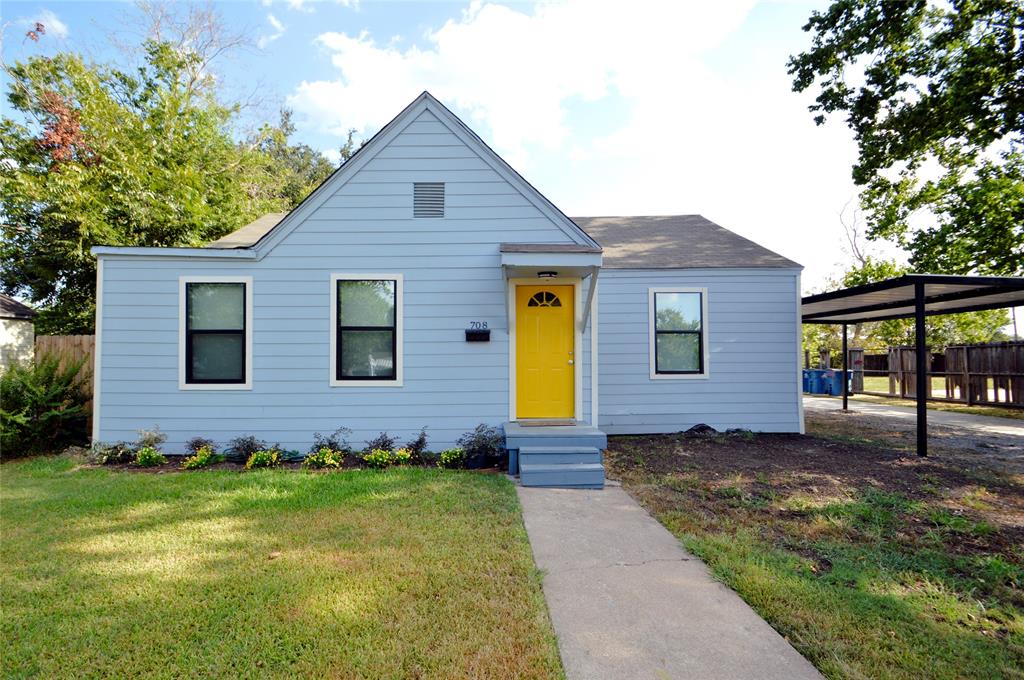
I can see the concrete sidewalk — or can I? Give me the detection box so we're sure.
[517,484,822,680]
[804,395,1024,437]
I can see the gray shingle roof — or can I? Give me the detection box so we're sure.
[204,212,799,270]
[0,293,36,320]
[572,215,800,269]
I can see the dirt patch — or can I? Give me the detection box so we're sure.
[606,425,1024,559]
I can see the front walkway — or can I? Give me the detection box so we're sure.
[517,484,822,680]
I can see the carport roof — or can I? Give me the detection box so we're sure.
[801,274,1024,324]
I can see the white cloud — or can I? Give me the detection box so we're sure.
[257,13,286,49]
[286,0,878,288]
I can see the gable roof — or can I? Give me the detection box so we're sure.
[0,293,37,320]
[207,212,800,270]
[573,215,800,269]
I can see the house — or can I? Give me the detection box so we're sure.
[90,92,803,487]
[0,293,36,370]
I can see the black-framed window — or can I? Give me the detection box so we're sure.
[337,279,397,381]
[653,291,704,374]
[185,282,246,384]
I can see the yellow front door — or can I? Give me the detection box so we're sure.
[516,284,575,419]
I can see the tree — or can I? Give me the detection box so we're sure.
[789,0,1024,276]
[1,19,338,333]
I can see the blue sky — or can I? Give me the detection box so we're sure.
[0,1,926,297]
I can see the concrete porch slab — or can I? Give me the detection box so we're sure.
[517,485,822,680]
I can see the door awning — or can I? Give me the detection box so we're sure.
[499,243,602,278]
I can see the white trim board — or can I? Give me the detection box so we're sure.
[647,286,711,381]
[91,257,104,442]
[329,273,405,388]
[178,276,254,391]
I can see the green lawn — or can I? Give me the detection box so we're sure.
[1,456,562,679]
[607,429,1024,680]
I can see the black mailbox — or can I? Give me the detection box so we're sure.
[465,328,490,342]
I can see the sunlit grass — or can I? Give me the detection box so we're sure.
[1,456,562,679]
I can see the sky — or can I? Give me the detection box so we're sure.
[0,0,1002,316]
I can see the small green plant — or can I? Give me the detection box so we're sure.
[135,446,167,467]
[362,448,395,469]
[303,447,344,470]
[365,432,397,452]
[185,437,217,455]
[438,448,466,469]
[245,448,282,470]
[181,445,225,470]
[392,447,412,465]
[404,428,429,462]
[90,441,135,465]
[456,424,505,468]
[310,427,351,455]
[228,435,268,463]
[136,427,167,450]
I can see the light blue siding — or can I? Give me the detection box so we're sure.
[597,269,801,434]
[96,108,586,453]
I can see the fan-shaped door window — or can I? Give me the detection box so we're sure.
[527,291,562,307]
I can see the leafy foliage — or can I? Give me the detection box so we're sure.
[403,428,429,462]
[364,432,397,453]
[135,427,167,451]
[789,0,1024,275]
[0,353,89,457]
[362,448,411,469]
[0,32,338,333]
[438,448,467,470]
[302,447,345,470]
[245,449,282,470]
[456,424,505,465]
[89,441,135,465]
[185,437,218,455]
[227,435,267,463]
[309,427,351,454]
[134,446,166,467]
[181,446,224,470]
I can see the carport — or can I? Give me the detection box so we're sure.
[801,274,1024,456]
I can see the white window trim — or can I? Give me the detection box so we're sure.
[648,286,710,380]
[330,273,404,387]
[179,275,253,391]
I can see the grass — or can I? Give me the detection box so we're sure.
[607,433,1024,680]
[0,456,563,679]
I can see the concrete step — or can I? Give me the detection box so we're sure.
[519,446,603,465]
[505,431,608,451]
[520,462,605,488]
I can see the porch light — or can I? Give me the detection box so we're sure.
[537,271,558,278]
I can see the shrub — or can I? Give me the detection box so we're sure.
[135,446,167,467]
[0,353,89,458]
[228,435,267,463]
[181,445,224,470]
[364,432,396,453]
[310,427,351,455]
[245,448,282,470]
[392,447,412,465]
[404,428,429,462]
[303,447,344,470]
[135,427,167,451]
[362,448,394,469]
[90,441,135,465]
[438,448,466,469]
[185,437,217,455]
[456,424,505,468]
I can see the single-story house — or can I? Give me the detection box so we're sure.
[0,293,36,371]
[91,92,803,487]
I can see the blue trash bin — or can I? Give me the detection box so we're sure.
[807,369,826,394]
[825,370,850,396]
[802,369,811,393]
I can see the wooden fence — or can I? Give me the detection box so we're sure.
[35,335,96,431]
[858,341,1024,407]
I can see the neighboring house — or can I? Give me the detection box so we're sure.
[0,294,36,370]
[91,92,803,487]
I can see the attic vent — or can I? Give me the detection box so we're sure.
[413,182,445,218]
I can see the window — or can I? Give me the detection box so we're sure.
[413,182,445,218]
[179,277,252,389]
[331,274,404,386]
[528,291,562,307]
[649,288,707,378]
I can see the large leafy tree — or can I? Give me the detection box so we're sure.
[789,0,1024,275]
[1,28,337,333]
